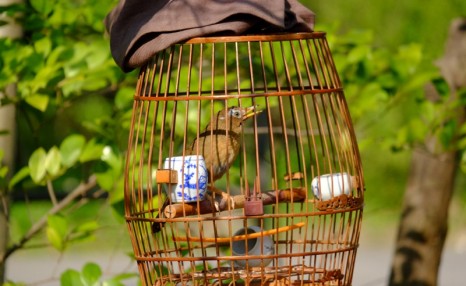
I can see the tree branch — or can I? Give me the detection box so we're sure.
[0,175,97,263]
[46,179,58,206]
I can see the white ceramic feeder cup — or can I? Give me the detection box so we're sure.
[232,226,274,267]
[311,172,352,201]
[162,155,208,203]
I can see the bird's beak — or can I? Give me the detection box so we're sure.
[242,105,262,120]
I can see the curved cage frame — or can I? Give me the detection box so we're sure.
[125,32,365,286]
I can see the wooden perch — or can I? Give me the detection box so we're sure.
[283,172,304,181]
[163,187,307,218]
[173,222,306,243]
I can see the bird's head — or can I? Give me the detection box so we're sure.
[210,105,262,132]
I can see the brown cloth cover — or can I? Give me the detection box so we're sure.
[105,0,315,72]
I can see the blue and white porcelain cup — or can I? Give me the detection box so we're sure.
[163,155,208,203]
[311,172,352,201]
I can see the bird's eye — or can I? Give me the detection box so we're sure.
[229,109,241,118]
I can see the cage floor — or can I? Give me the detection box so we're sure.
[154,264,345,285]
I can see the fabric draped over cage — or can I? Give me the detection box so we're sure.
[104,0,315,72]
[124,32,365,286]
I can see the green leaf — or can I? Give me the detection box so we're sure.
[95,168,115,192]
[46,215,68,251]
[25,94,49,112]
[45,146,62,177]
[95,147,123,192]
[75,221,99,234]
[432,76,450,97]
[8,166,30,189]
[115,87,134,110]
[400,69,438,94]
[347,45,371,64]
[47,227,64,251]
[47,46,70,66]
[0,166,7,178]
[70,221,99,243]
[85,42,109,69]
[103,275,139,286]
[34,37,52,57]
[60,269,84,286]
[28,148,47,183]
[60,135,86,167]
[80,139,105,163]
[438,119,457,149]
[393,44,423,77]
[30,0,56,15]
[82,263,102,286]
[101,146,122,171]
[102,280,124,286]
[81,77,108,91]
[31,66,60,93]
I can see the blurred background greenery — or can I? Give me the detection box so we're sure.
[1,0,465,285]
[312,1,466,260]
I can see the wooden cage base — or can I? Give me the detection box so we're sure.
[153,265,344,286]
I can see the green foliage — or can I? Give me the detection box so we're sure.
[0,0,137,284]
[320,23,466,208]
[94,145,124,194]
[28,147,47,183]
[0,0,134,193]
[45,213,99,252]
[9,134,121,192]
[59,263,137,286]
[309,0,466,60]
[0,0,134,149]
[60,135,86,168]
[323,23,466,155]
[46,214,68,251]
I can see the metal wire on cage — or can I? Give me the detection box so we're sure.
[124,32,364,286]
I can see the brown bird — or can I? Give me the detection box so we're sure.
[186,105,262,182]
[152,106,261,233]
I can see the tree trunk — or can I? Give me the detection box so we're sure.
[0,0,23,282]
[390,149,457,286]
[389,17,466,286]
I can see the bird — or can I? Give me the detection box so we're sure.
[186,105,262,182]
[152,105,261,233]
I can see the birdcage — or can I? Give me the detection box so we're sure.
[124,32,364,286]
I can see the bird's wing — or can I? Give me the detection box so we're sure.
[187,129,232,155]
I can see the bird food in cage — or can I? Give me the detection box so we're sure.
[124,32,365,286]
